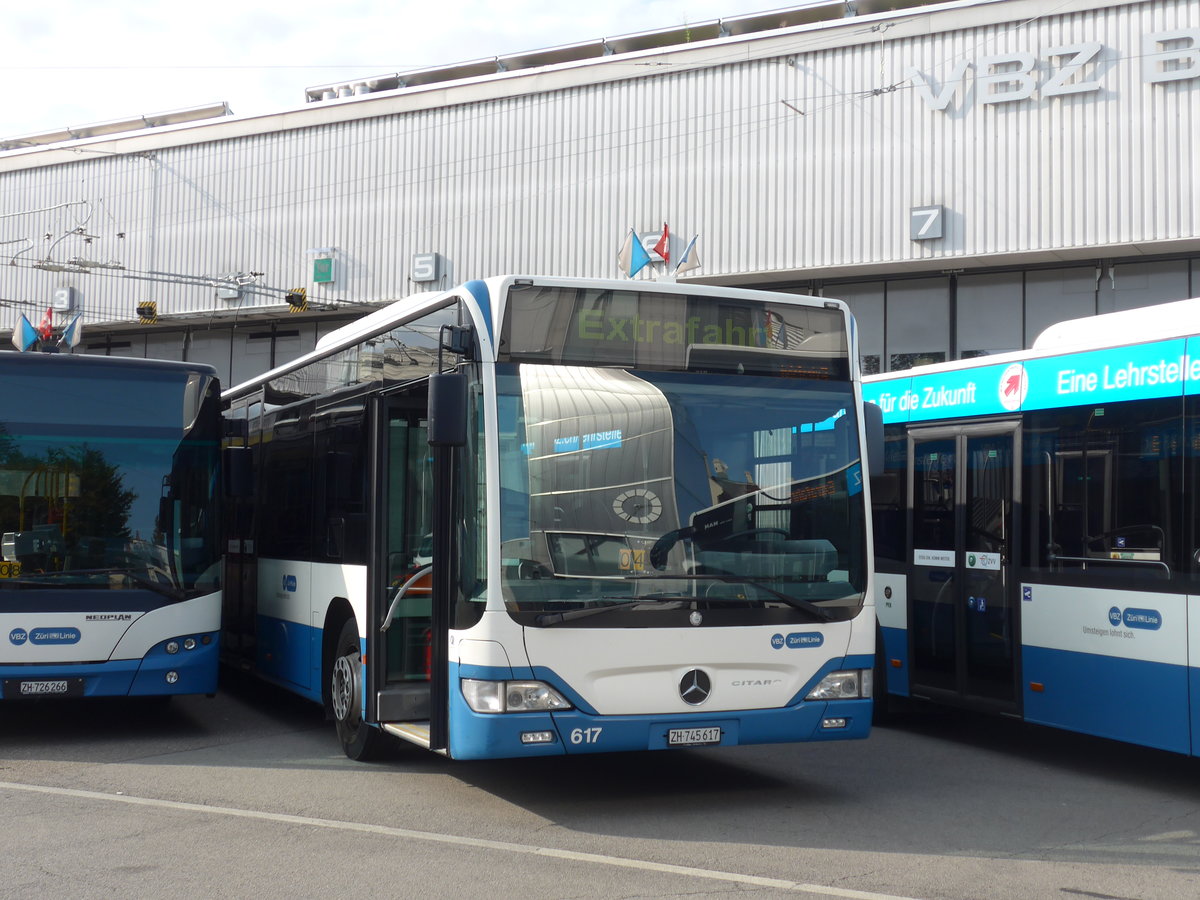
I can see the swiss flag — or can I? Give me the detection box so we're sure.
[652,223,669,263]
[37,307,53,341]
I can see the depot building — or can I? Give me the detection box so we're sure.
[0,0,1196,386]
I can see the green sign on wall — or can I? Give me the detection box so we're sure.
[312,258,335,283]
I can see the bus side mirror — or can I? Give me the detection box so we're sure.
[864,402,884,479]
[428,373,467,447]
[223,446,253,498]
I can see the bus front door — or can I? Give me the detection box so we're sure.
[908,423,1020,711]
[367,396,440,748]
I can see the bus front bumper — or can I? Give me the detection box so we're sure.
[447,694,871,760]
[0,632,219,700]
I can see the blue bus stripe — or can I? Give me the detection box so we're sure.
[1022,644,1190,754]
[463,280,493,343]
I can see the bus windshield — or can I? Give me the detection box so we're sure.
[496,363,867,627]
[0,361,221,600]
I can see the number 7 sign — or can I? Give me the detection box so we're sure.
[910,205,945,240]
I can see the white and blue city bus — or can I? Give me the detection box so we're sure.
[864,297,1200,756]
[222,276,878,760]
[1,352,223,701]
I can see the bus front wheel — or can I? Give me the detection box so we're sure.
[331,619,387,761]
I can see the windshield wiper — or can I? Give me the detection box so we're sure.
[619,573,837,622]
[6,568,187,602]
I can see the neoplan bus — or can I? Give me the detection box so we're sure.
[222,276,879,760]
[864,297,1200,756]
[1,352,223,701]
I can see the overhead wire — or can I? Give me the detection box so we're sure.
[2,0,1176,214]
[1,11,892,214]
[0,0,1175,315]
[1,0,1137,234]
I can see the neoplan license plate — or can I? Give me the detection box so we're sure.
[667,726,722,747]
[4,678,84,699]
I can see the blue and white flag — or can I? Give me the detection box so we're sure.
[617,227,652,278]
[10,314,38,351]
[59,314,83,349]
[675,234,701,276]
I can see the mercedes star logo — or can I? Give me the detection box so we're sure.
[679,669,711,705]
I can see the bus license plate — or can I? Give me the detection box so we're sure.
[667,726,722,747]
[4,678,84,699]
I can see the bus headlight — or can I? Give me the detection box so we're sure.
[461,679,571,714]
[806,669,872,700]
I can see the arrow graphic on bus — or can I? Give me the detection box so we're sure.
[998,363,1027,412]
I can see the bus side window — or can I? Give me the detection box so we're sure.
[259,415,314,560]
[1028,399,1181,582]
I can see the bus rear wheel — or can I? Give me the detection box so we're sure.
[331,619,387,761]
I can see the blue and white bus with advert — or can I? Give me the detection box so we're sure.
[222,275,879,760]
[864,297,1200,755]
[1,352,223,702]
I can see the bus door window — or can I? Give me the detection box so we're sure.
[455,374,487,629]
[909,436,957,691]
[384,408,434,682]
[963,432,1015,701]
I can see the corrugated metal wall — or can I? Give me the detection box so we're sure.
[0,0,1195,332]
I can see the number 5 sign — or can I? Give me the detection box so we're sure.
[910,205,944,241]
[411,253,442,283]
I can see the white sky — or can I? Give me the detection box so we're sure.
[5,0,789,139]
